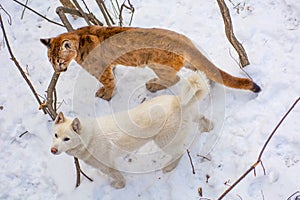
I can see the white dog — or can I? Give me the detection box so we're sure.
[51,72,212,189]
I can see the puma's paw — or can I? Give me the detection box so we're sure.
[111,179,126,189]
[95,87,113,101]
[146,78,166,93]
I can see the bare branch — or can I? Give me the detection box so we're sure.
[81,0,91,14]
[19,130,29,138]
[56,7,75,31]
[0,13,46,114]
[0,4,12,25]
[96,0,115,26]
[186,149,195,174]
[56,3,104,31]
[46,72,60,120]
[59,0,78,19]
[287,191,300,200]
[72,0,92,25]
[20,0,29,19]
[12,0,65,27]
[216,0,249,67]
[119,0,135,26]
[217,97,300,199]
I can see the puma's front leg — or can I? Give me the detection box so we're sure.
[96,66,115,101]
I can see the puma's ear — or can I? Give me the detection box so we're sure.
[55,112,65,124]
[72,118,81,134]
[40,38,51,48]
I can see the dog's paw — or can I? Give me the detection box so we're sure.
[111,180,126,189]
[95,87,113,101]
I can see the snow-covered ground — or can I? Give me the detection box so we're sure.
[0,0,299,199]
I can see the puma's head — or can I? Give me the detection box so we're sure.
[40,35,79,72]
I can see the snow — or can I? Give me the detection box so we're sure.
[0,0,299,199]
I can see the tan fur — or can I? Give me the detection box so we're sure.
[41,26,261,100]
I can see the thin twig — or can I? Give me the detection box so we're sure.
[73,158,94,186]
[72,0,92,25]
[96,0,114,26]
[56,99,66,111]
[12,0,65,27]
[19,131,29,138]
[20,0,29,19]
[74,157,81,187]
[101,0,115,24]
[0,14,46,114]
[287,191,300,200]
[186,149,195,174]
[197,154,212,161]
[81,0,91,14]
[110,0,120,18]
[218,97,300,199]
[0,4,12,25]
[258,98,300,160]
[80,169,93,182]
[228,48,252,80]
[119,0,135,26]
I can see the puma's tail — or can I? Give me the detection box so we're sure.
[181,42,261,93]
[179,72,210,106]
[216,69,261,93]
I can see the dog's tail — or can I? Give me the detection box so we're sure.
[179,72,210,106]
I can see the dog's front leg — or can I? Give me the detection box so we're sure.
[85,155,126,189]
[96,161,126,189]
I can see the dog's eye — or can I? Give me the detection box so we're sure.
[63,137,70,142]
[55,133,58,138]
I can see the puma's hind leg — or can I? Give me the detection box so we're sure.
[96,66,115,101]
[146,64,180,92]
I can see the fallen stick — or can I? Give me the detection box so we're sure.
[217,97,300,199]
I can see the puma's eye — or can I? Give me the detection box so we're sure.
[55,133,58,138]
[64,42,71,49]
[63,137,70,142]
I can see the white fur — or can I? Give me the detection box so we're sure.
[51,72,212,189]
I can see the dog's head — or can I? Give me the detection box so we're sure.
[51,112,82,155]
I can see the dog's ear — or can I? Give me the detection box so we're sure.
[72,118,81,134]
[55,112,65,124]
[40,38,51,48]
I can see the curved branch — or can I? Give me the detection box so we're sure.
[216,0,249,67]
[0,14,45,113]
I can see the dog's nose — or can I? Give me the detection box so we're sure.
[51,147,58,154]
